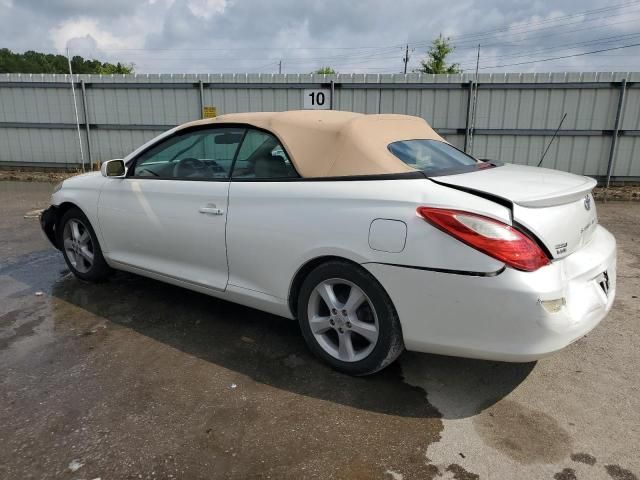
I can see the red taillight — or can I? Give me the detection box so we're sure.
[417,207,550,272]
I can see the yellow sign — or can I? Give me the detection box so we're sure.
[202,106,217,118]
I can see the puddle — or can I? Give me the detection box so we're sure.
[473,399,572,464]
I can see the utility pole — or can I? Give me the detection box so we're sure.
[278,60,282,74]
[402,44,410,74]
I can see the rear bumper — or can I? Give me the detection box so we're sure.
[40,206,60,250]
[364,225,616,362]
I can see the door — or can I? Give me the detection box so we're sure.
[226,128,300,297]
[98,127,245,291]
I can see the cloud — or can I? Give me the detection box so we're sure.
[1,0,638,73]
[18,0,145,18]
[49,17,145,52]
[186,0,227,19]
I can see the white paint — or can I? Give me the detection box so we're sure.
[68,459,84,472]
[368,219,407,253]
[384,469,403,480]
[24,209,44,219]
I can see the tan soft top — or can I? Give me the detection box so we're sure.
[179,110,445,177]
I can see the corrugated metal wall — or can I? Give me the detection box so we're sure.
[1,72,638,179]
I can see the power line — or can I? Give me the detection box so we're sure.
[457,31,640,67]
[456,13,640,48]
[478,41,640,69]
[413,0,640,46]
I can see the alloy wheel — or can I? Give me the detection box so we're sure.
[307,278,379,362]
[63,219,94,273]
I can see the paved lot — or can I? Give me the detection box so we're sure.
[0,180,638,480]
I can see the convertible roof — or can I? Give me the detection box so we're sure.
[178,110,444,178]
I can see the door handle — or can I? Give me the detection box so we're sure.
[199,204,224,215]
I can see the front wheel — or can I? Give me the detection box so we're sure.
[59,207,112,282]
[297,260,404,375]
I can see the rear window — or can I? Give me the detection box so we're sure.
[388,139,479,174]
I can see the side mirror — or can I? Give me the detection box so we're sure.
[101,159,126,178]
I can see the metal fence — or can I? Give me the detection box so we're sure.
[1,72,639,181]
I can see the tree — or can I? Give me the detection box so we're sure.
[415,34,461,74]
[314,66,336,75]
[0,49,134,74]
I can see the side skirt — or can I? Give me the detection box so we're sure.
[107,259,293,319]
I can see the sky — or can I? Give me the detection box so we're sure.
[1,0,639,74]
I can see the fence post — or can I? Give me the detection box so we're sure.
[198,79,205,118]
[330,80,335,109]
[605,79,627,188]
[464,80,474,153]
[80,80,93,170]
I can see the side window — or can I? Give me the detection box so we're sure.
[133,128,245,179]
[231,129,297,179]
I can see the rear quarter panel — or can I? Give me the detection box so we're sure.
[226,178,509,303]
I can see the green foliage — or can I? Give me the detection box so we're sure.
[0,48,134,74]
[314,66,336,75]
[415,34,462,74]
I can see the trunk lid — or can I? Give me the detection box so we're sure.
[432,163,598,259]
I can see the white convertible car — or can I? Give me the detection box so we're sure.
[41,110,616,375]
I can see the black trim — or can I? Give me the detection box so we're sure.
[512,220,554,259]
[366,262,506,277]
[227,128,249,177]
[40,206,60,250]
[427,177,514,209]
[231,171,427,182]
[119,175,231,182]
[423,162,503,177]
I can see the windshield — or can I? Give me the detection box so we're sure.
[388,139,479,174]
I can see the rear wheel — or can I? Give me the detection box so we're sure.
[297,260,404,375]
[59,207,112,282]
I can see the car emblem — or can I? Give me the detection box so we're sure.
[584,195,591,211]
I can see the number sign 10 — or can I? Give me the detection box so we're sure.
[303,89,331,110]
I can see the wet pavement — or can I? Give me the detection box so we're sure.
[0,180,638,480]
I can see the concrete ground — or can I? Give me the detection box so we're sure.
[0,180,638,480]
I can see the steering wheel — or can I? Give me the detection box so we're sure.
[173,157,206,178]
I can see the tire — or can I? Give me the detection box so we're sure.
[297,260,404,375]
[58,207,112,282]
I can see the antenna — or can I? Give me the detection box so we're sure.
[468,44,480,154]
[537,113,567,167]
